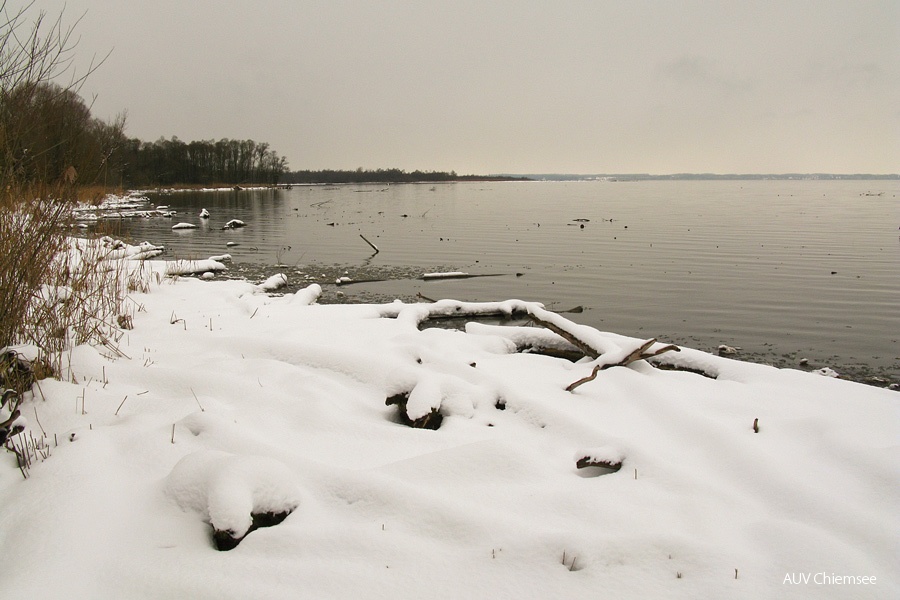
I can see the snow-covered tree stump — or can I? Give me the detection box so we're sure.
[165,450,300,551]
[386,391,443,430]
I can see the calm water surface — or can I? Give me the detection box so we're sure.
[115,180,899,384]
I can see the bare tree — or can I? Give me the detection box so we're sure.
[0,0,110,185]
[0,1,112,353]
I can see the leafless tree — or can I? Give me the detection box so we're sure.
[0,0,111,185]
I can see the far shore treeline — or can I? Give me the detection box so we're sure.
[0,80,288,188]
[0,80,508,188]
[281,168,525,184]
[0,80,521,189]
[121,136,287,186]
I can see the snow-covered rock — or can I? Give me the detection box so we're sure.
[257,273,288,292]
[165,450,300,549]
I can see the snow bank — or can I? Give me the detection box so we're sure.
[0,263,896,599]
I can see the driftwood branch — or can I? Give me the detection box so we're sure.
[335,277,388,286]
[527,309,680,391]
[618,338,658,366]
[420,272,507,281]
[566,366,601,392]
[520,345,585,362]
[562,338,681,391]
[528,313,600,359]
[359,234,380,254]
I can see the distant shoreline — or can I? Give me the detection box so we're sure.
[136,173,898,191]
[511,173,900,181]
[281,168,529,185]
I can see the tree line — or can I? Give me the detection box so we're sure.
[0,80,127,190]
[1,0,288,192]
[283,168,525,184]
[119,137,288,186]
[283,168,460,184]
[0,79,289,188]
[2,4,517,193]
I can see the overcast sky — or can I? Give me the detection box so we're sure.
[27,0,900,174]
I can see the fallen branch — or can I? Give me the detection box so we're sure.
[335,277,388,286]
[420,272,507,281]
[563,339,680,391]
[527,311,601,359]
[566,365,601,392]
[520,345,585,363]
[557,305,584,314]
[525,307,680,390]
[359,234,380,254]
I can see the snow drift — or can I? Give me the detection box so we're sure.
[0,243,896,599]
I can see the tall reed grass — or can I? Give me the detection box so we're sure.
[0,184,71,351]
[1,184,145,379]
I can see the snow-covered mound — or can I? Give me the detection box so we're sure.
[257,273,287,292]
[0,270,895,599]
[165,449,300,549]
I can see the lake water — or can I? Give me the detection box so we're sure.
[113,180,899,385]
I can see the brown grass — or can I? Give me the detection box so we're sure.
[1,184,146,378]
[0,184,72,350]
[73,184,124,206]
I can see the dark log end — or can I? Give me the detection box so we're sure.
[576,456,623,472]
[385,392,409,407]
[386,392,443,430]
[212,509,294,551]
[410,409,443,430]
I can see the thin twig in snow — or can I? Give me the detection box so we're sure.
[114,395,128,416]
[190,388,205,411]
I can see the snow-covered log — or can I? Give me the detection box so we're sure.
[421,271,469,280]
[257,273,288,292]
[575,447,624,472]
[527,305,679,371]
[165,259,226,276]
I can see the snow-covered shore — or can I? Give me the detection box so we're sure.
[0,247,896,599]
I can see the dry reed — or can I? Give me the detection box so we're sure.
[1,184,149,379]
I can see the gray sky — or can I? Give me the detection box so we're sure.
[29,0,900,174]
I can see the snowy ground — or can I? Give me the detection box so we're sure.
[0,250,897,599]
